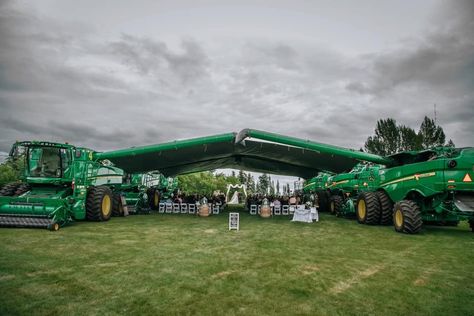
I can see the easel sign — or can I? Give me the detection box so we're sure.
[229,212,239,231]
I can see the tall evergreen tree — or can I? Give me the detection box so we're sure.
[364,118,400,155]
[399,125,420,151]
[238,170,246,184]
[419,116,446,149]
[257,173,270,194]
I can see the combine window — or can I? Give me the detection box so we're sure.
[28,147,69,178]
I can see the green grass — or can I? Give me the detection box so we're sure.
[1,206,473,315]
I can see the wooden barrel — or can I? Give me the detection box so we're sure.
[199,204,210,217]
[260,205,271,218]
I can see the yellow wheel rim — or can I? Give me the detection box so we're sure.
[154,192,159,207]
[358,199,366,220]
[102,195,111,217]
[53,223,59,231]
[395,209,403,228]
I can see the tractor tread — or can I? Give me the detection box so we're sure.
[316,189,330,212]
[394,200,423,234]
[112,193,123,217]
[357,192,380,225]
[376,191,393,225]
[14,183,31,196]
[86,186,112,221]
[330,195,343,216]
[0,182,21,196]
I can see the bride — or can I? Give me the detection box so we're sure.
[228,191,240,204]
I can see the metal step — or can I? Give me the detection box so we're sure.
[454,192,474,213]
[0,215,52,228]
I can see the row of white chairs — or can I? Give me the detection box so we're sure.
[249,204,310,216]
[158,203,222,215]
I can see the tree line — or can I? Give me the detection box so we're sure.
[177,170,287,196]
[364,116,454,156]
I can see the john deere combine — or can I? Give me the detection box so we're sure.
[354,147,474,233]
[0,141,125,230]
[326,164,383,220]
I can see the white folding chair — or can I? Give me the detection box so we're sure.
[165,203,173,213]
[180,204,188,214]
[250,205,257,215]
[289,205,296,215]
[158,203,165,213]
[188,204,196,214]
[173,203,180,213]
[273,205,281,215]
[282,205,289,215]
[257,205,261,215]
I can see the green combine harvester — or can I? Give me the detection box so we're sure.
[354,147,474,233]
[323,148,474,233]
[326,164,383,220]
[0,141,124,230]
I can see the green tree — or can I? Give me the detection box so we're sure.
[419,116,446,149]
[364,118,400,155]
[399,125,420,151]
[238,170,246,184]
[276,180,280,194]
[257,173,270,194]
[365,116,454,155]
[0,157,24,187]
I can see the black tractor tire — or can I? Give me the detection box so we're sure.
[0,182,20,196]
[147,188,160,210]
[112,193,124,217]
[14,183,31,196]
[316,190,330,212]
[329,195,343,216]
[469,220,474,232]
[356,192,380,225]
[393,200,423,234]
[86,186,113,221]
[376,191,393,225]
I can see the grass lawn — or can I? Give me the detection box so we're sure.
[0,206,473,315]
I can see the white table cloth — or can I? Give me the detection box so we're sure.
[291,207,318,223]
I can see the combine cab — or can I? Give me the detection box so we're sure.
[0,141,124,230]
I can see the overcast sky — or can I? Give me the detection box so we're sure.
[0,0,473,184]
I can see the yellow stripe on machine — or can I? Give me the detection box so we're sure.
[381,172,436,186]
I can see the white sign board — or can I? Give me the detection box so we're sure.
[229,212,239,231]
